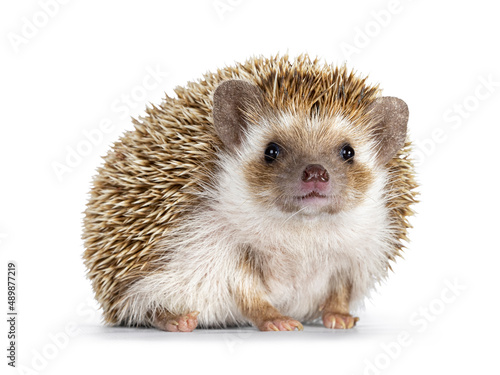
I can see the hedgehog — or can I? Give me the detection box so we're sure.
[82,54,417,332]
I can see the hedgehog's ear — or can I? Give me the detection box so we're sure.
[368,97,409,165]
[213,80,264,150]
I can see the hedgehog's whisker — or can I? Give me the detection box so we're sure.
[282,206,309,225]
[334,181,377,203]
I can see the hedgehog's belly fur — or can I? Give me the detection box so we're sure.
[150,255,335,327]
[120,225,390,327]
[182,256,335,326]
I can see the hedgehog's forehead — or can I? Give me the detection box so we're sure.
[246,110,361,151]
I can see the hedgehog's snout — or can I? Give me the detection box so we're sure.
[301,164,329,183]
[300,164,331,196]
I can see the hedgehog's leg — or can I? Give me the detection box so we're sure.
[236,291,303,332]
[235,260,303,332]
[151,310,200,332]
[320,283,359,329]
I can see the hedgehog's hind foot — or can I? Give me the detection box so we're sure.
[153,310,200,332]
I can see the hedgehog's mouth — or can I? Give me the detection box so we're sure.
[286,190,334,214]
[293,191,330,210]
[297,191,328,200]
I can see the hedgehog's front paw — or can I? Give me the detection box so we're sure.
[322,312,359,329]
[155,311,200,332]
[257,317,303,332]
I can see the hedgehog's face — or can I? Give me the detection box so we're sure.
[213,79,408,218]
[241,113,377,215]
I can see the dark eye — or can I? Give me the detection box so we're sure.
[264,143,280,163]
[340,144,355,161]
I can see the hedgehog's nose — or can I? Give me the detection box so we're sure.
[302,164,329,182]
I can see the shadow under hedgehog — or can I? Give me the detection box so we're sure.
[83,54,417,332]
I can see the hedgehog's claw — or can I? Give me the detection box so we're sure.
[322,312,358,329]
[258,317,303,332]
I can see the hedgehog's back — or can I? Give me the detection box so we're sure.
[82,98,219,323]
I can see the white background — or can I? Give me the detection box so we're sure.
[1,0,499,374]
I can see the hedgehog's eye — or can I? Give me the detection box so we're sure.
[264,143,280,163]
[340,144,355,162]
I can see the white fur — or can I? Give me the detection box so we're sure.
[117,114,396,327]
